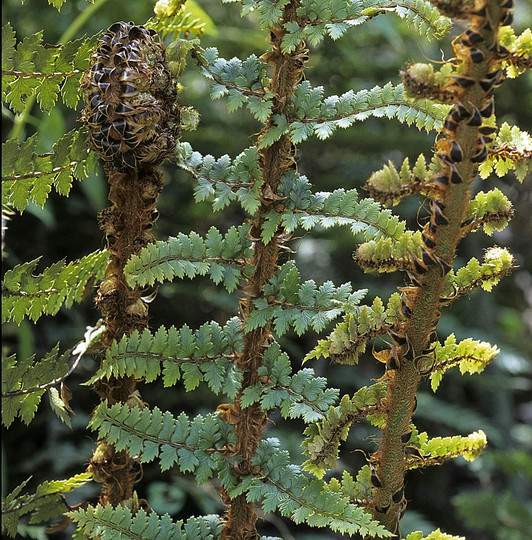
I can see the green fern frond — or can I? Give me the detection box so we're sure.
[194,48,273,121]
[326,467,374,505]
[85,318,243,398]
[244,260,368,336]
[441,246,515,299]
[2,250,109,324]
[2,24,96,112]
[305,293,403,364]
[278,0,451,52]
[281,82,449,145]
[68,504,222,540]
[405,529,466,540]
[302,383,388,475]
[366,154,441,205]
[2,129,97,211]
[148,3,207,39]
[235,439,393,537]
[498,27,532,78]
[1,473,92,538]
[124,225,253,292]
[1,344,73,427]
[479,123,532,182]
[354,231,424,273]
[240,342,339,421]
[427,333,499,392]
[406,428,487,469]
[177,143,263,214]
[462,189,513,236]
[88,402,236,479]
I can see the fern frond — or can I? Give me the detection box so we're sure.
[194,48,273,121]
[354,231,424,273]
[2,250,109,324]
[479,122,532,182]
[427,334,499,392]
[2,24,96,111]
[1,473,92,538]
[366,154,441,205]
[305,293,403,364]
[85,318,243,398]
[326,467,374,505]
[280,82,449,146]
[2,129,97,211]
[405,529,466,540]
[270,172,414,244]
[88,402,236,480]
[302,383,388,475]
[441,246,515,300]
[461,189,513,236]
[1,344,74,427]
[244,260,368,336]
[239,342,339,422]
[68,504,222,540]
[405,428,487,469]
[233,439,393,537]
[279,0,451,51]
[177,143,263,214]
[498,27,532,79]
[148,6,206,39]
[124,225,253,292]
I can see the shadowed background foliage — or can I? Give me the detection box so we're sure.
[2,0,532,538]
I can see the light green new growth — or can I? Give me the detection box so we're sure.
[1,473,92,538]
[463,189,513,236]
[2,250,109,324]
[405,529,466,540]
[2,129,97,211]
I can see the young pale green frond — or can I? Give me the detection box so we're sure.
[240,342,339,422]
[462,189,513,236]
[2,24,96,111]
[406,428,487,470]
[1,473,92,538]
[2,130,97,211]
[428,333,499,392]
[68,504,222,540]
[148,4,206,39]
[2,250,109,324]
[305,293,403,364]
[366,154,441,205]
[85,318,243,398]
[278,0,451,52]
[177,143,262,214]
[302,382,388,475]
[88,402,236,477]
[479,123,532,182]
[498,27,532,79]
[124,225,253,292]
[2,344,73,427]
[441,246,515,299]
[237,439,393,537]
[405,529,466,540]
[282,82,449,145]
[244,260,368,336]
[354,231,424,273]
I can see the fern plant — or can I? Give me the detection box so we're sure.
[2,0,531,539]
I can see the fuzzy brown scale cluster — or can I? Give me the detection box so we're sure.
[81,21,180,170]
[81,22,180,507]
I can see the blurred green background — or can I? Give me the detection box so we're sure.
[2,0,532,538]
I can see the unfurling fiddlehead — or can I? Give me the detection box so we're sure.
[81,21,180,506]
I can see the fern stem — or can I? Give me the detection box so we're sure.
[371,1,509,533]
